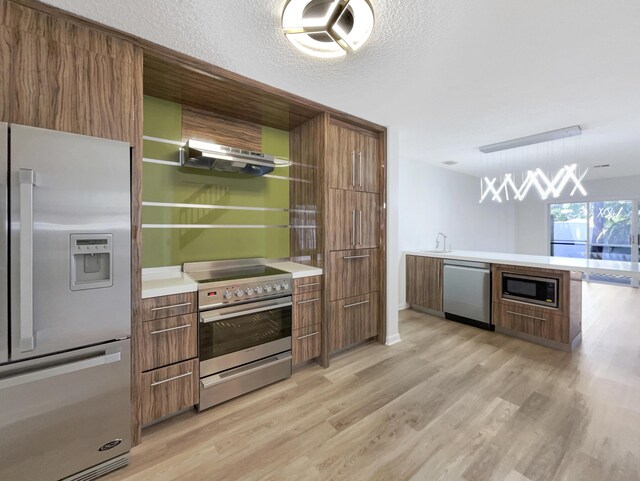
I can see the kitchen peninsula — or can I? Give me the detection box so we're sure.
[405,250,640,352]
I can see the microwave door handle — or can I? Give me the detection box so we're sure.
[201,301,293,323]
[18,169,35,352]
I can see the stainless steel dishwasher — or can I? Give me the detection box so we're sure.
[443,259,493,330]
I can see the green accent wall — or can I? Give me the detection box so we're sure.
[142,96,290,267]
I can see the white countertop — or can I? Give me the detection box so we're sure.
[405,250,640,279]
[266,261,323,279]
[141,262,322,298]
[142,266,198,299]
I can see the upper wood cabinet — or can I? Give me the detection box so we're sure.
[406,255,443,312]
[327,123,380,194]
[327,189,379,250]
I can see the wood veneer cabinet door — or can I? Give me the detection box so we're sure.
[406,256,443,312]
[140,359,198,425]
[328,292,379,351]
[327,249,379,301]
[357,133,380,194]
[140,314,198,372]
[356,192,380,249]
[327,123,359,190]
[327,189,379,250]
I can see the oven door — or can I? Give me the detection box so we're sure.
[199,296,292,377]
[502,273,558,308]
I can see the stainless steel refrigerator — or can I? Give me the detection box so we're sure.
[0,123,132,481]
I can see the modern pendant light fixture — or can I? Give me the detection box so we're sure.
[282,0,375,58]
[478,125,588,203]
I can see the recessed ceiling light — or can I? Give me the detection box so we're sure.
[282,0,375,58]
[442,160,458,166]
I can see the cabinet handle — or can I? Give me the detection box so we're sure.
[297,282,320,288]
[344,300,370,309]
[297,298,320,305]
[151,371,192,387]
[150,324,191,335]
[351,151,356,187]
[150,302,191,312]
[297,331,320,340]
[351,210,356,246]
[358,151,363,187]
[358,209,362,245]
[506,311,546,321]
[343,254,370,259]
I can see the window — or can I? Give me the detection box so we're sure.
[549,200,639,286]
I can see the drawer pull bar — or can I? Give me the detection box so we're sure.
[297,282,320,288]
[297,331,319,340]
[297,298,320,305]
[506,311,546,321]
[150,302,191,312]
[343,254,370,259]
[344,300,370,309]
[150,324,191,335]
[151,371,192,387]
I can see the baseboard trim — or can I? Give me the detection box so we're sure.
[385,333,402,345]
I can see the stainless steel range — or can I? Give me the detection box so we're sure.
[183,259,293,411]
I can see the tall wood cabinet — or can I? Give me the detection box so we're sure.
[291,115,386,366]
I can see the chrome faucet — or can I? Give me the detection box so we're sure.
[435,232,449,252]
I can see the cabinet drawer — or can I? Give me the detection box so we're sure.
[293,324,321,365]
[329,292,379,351]
[142,292,196,321]
[494,302,568,343]
[293,291,322,330]
[141,359,198,425]
[327,249,379,301]
[293,275,322,295]
[140,314,197,371]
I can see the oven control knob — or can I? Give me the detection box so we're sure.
[245,288,254,296]
[265,285,272,293]
[274,284,281,291]
[235,290,244,298]
[223,290,232,300]
[255,286,263,294]
[281,282,289,290]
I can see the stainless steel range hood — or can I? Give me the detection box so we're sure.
[180,139,275,176]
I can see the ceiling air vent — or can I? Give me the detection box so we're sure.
[442,160,458,166]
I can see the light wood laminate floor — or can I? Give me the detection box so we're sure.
[106,283,640,481]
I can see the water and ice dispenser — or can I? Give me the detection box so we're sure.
[70,234,114,290]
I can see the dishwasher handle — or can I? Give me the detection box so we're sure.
[443,263,490,274]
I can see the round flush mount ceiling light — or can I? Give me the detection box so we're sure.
[282,0,375,58]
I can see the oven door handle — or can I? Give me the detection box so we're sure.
[200,300,293,323]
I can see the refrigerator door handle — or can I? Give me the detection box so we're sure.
[0,351,121,390]
[19,169,35,352]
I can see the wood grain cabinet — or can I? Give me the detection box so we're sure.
[491,264,582,350]
[140,359,198,425]
[327,189,380,250]
[140,314,198,372]
[140,292,198,425]
[327,123,380,194]
[406,255,443,312]
[292,276,322,366]
[328,292,379,351]
[327,249,380,301]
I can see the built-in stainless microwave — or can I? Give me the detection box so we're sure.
[501,273,559,308]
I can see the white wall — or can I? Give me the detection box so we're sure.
[385,127,401,344]
[514,174,640,255]
[397,159,516,307]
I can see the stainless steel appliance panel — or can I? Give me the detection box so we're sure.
[9,125,131,361]
[0,123,7,364]
[502,273,559,308]
[199,352,292,411]
[443,260,492,327]
[0,339,131,481]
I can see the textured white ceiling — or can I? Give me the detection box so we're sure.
[42,0,640,180]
